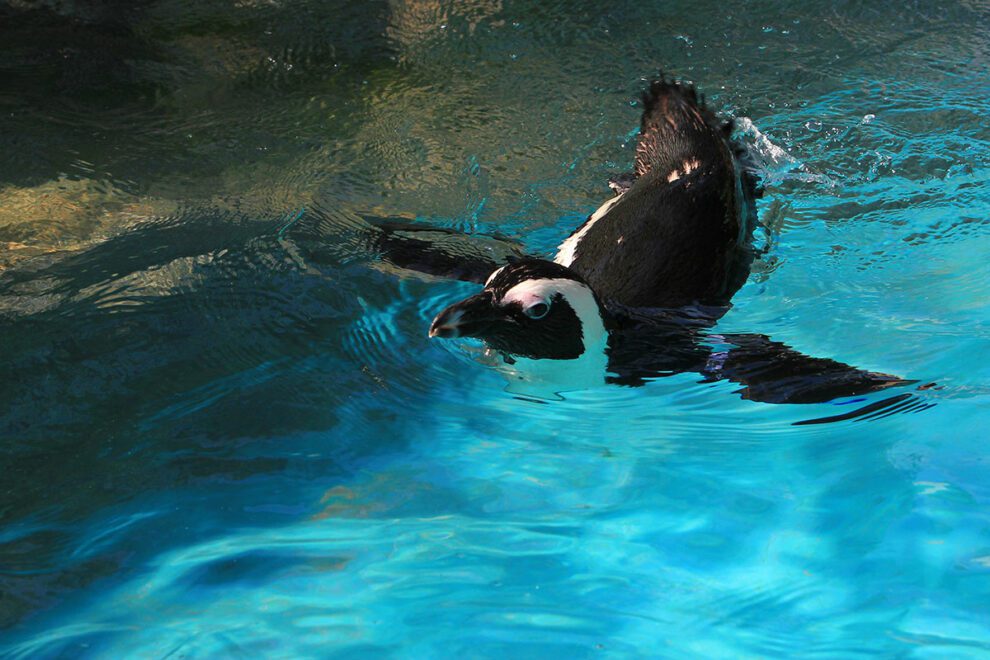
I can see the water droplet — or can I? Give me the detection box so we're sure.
[862,114,876,124]
[804,120,823,133]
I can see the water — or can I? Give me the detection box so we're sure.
[1,0,989,656]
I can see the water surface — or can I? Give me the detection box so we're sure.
[1,0,989,657]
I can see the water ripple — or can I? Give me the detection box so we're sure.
[1,0,989,655]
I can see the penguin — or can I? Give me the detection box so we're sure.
[428,77,757,364]
[338,75,928,420]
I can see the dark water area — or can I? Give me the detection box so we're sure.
[1,0,989,656]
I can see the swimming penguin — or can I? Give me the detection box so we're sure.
[325,75,927,421]
[428,77,759,387]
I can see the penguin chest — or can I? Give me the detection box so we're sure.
[491,334,611,397]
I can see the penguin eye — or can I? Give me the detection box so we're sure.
[523,301,550,320]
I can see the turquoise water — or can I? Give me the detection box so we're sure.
[1,0,989,657]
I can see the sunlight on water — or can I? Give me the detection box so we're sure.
[1,0,989,657]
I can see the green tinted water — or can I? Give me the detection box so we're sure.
[1,0,989,656]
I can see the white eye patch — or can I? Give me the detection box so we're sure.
[498,278,607,345]
[501,280,551,311]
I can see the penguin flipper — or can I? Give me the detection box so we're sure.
[702,333,934,423]
[283,209,527,284]
[605,323,929,422]
[702,333,911,403]
[367,217,528,284]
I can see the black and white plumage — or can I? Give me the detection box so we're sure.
[358,75,923,417]
[555,78,756,309]
[430,259,606,361]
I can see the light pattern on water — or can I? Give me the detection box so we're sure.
[1,0,989,657]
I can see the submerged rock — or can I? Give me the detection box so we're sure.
[0,178,171,271]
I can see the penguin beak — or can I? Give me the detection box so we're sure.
[429,292,500,339]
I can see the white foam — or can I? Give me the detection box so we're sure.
[735,117,793,167]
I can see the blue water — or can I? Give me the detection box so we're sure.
[1,1,989,657]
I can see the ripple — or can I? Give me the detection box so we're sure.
[1,0,989,655]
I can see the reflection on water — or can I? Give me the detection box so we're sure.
[1,0,989,656]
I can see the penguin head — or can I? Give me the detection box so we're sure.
[429,259,607,360]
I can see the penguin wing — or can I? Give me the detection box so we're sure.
[700,333,912,403]
[284,208,527,284]
[367,217,528,283]
[703,333,934,425]
[605,322,929,422]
